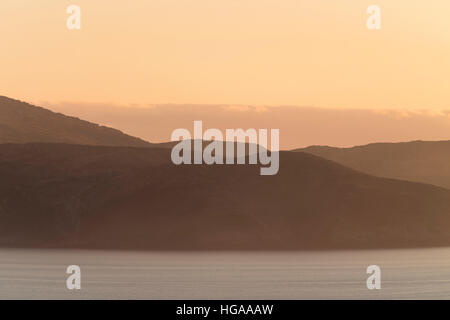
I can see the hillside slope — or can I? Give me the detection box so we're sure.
[296,140,450,189]
[0,96,151,147]
[1,143,450,250]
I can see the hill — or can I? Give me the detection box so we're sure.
[1,143,450,250]
[0,96,151,147]
[295,141,450,189]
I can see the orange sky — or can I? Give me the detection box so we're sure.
[45,102,450,149]
[2,0,449,108]
[1,1,450,147]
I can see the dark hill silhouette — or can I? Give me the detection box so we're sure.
[0,96,151,147]
[1,143,450,250]
[295,141,450,189]
[0,96,266,153]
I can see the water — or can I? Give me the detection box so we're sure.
[1,248,450,299]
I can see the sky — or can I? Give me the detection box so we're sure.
[46,102,450,149]
[1,0,450,147]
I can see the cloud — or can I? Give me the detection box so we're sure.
[45,102,450,150]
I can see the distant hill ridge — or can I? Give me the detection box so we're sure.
[0,96,271,153]
[296,140,450,189]
[0,96,152,147]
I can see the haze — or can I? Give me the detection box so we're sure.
[47,103,450,149]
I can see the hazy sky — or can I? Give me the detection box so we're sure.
[2,0,449,108]
[2,1,450,147]
[47,102,450,149]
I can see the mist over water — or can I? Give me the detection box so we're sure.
[1,248,450,299]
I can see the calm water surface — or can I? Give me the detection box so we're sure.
[1,248,450,299]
